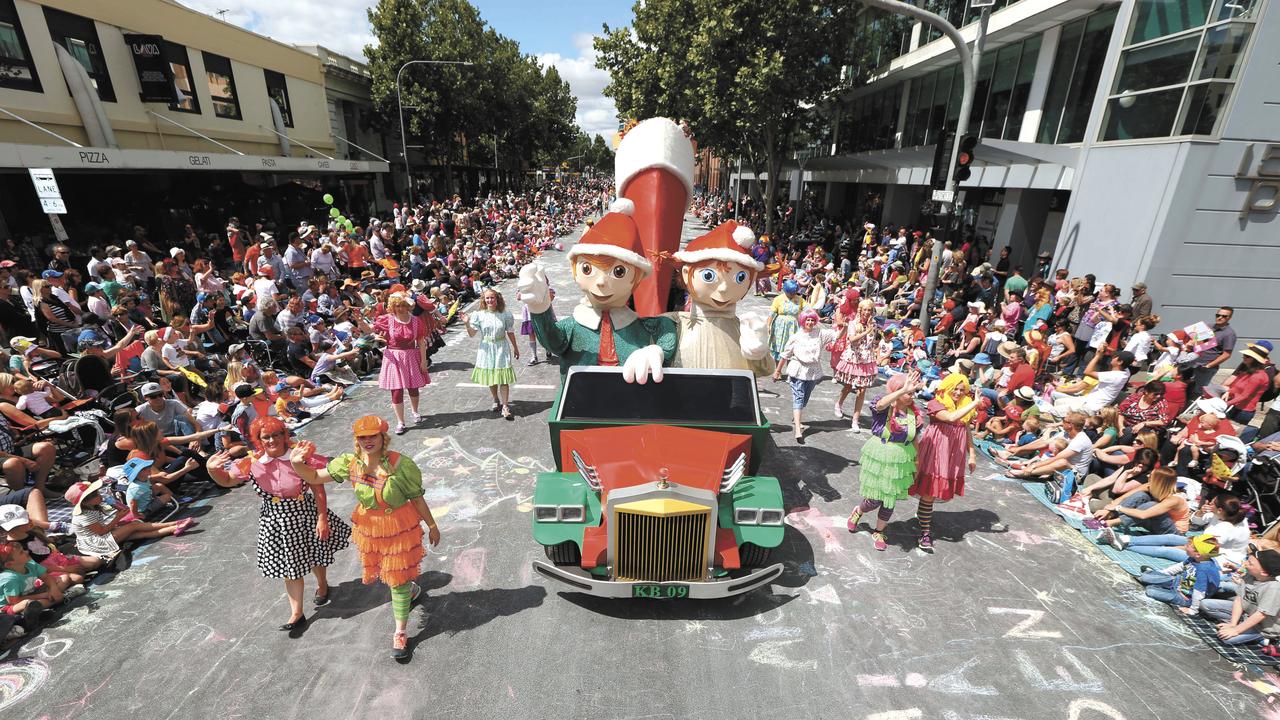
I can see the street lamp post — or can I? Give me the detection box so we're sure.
[852,0,986,325]
[397,59,473,209]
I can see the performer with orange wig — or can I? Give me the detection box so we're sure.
[206,416,351,637]
[293,414,440,660]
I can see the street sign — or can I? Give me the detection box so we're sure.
[28,168,61,198]
[29,168,67,214]
[932,189,955,203]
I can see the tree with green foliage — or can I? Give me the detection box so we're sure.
[366,0,580,197]
[595,0,858,234]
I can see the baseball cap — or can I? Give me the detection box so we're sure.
[41,269,63,279]
[0,260,16,268]
[139,381,163,398]
[85,282,102,293]
[227,343,245,356]
[170,247,184,258]
[77,328,108,350]
[121,457,155,483]
[1257,548,1280,577]
[195,292,210,303]
[0,504,29,531]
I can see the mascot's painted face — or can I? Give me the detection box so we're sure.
[574,255,643,310]
[682,260,754,310]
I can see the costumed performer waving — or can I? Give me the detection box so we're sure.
[293,415,440,660]
[206,416,351,638]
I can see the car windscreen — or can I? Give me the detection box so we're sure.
[558,371,760,425]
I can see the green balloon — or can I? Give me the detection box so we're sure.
[329,207,340,218]
[336,215,346,224]
[323,193,334,205]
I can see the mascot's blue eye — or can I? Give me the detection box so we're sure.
[734,270,749,284]
[698,268,718,283]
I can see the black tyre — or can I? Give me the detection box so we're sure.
[543,541,581,566]
[739,542,771,567]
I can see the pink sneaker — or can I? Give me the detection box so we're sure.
[173,518,198,536]
[872,532,888,551]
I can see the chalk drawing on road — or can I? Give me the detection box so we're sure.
[987,607,1064,639]
[0,658,49,712]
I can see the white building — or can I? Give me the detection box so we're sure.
[782,0,1276,343]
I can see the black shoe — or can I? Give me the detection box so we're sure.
[280,615,308,638]
[313,587,331,607]
[1139,565,1154,574]
[20,601,45,626]
[113,550,132,573]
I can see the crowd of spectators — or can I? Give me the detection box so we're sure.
[0,177,610,642]
[695,189,1280,650]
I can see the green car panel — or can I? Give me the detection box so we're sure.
[531,472,601,548]
[718,475,786,549]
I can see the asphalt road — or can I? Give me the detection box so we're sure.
[4,217,1273,720]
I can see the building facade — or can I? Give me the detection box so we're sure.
[0,0,387,245]
[781,0,1276,342]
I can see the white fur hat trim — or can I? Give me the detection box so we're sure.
[732,225,755,249]
[673,248,764,272]
[614,118,695,207]
[567,243,653,276]
[609,198,635,215]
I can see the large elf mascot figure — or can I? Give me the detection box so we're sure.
[669,220,774,375]
[518,199,676,383]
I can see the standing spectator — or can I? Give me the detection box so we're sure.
[1192,306,1238,399]
[285,232,313,290]
[124,240,154,286]
[1130,282,1153,319]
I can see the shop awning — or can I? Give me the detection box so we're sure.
[0,142,388,174]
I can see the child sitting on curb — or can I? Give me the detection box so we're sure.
[1138,535,1221,615]
[0,540,86,640]
[65,479,195,564]
[1200,546,1280,646]
[0,504,103,576]
[120,458,175,523]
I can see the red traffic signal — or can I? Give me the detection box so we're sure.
[953,134,977,182]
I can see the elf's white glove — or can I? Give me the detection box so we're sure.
[517,264,551,314]
[622,344,666,385]
[739,312,768,360]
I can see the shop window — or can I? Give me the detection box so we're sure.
[42,6,114,102]
[202,52,241,120]
[0,0,39,92]
[1113,35,1200,93]
[164,42,199,114]
[264,69,293,128]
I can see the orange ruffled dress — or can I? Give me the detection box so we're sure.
[327,451,425,587]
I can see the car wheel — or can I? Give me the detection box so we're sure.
[543,541,581,566]
[740,542,771,567]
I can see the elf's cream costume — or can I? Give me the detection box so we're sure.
[668,220,773,375]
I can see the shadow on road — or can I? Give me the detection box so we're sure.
[881,507,1008,551]
[321,570,454,621]
[763,430,846,507]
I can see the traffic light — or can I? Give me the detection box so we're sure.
[931,131,953,190]
[953,134,977,182]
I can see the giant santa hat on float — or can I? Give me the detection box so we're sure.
[673,220,763,272]
[614,118,695,316]
[567,198,652,276]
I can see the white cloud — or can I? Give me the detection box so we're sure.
[537,33,619,140]
[175,0,376,61]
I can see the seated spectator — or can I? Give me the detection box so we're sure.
[1137,535,1221,615]
[1116,381,1169,442]
[119,457,175,523]
[64,480,193,562]
[135,381,197,436]
[1077,447,1159,514]
[1051,351,1134,416]
[0,541,83,638]
[1170,398,1236,475]
[1199,545,1280,646]
[1007,412,1093,481]
[1086,467,1188,535]
[1,503,100,575]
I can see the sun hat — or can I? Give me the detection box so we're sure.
[1014,386,1037,402]
[121,457,154,483]
[353,415,389,436]
[1200,397,1229,419]
[973,353,992,366]
[996,341,1021,360]
[0,504,29,531]
[64,478,105,513]
[1243,344,1270,365]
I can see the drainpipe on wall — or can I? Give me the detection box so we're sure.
[53,44,117,148]
[269,100,291,156]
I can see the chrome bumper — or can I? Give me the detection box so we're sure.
[532,561,784,599]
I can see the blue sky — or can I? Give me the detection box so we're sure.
[177,0,635,138]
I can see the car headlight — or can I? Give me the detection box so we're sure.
[558,504,585,522]
[534,505,559,522]
[758,509,784,526]
[735,507,761,525]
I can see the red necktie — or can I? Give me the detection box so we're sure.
[598,309,618,366]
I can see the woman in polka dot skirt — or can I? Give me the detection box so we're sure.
[206,416,351,637]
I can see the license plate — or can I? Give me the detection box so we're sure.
[632,584,689,599]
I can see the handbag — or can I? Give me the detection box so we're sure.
[1045,469,1077,504]
[827,334,847,371]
